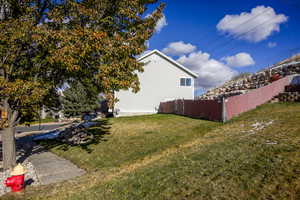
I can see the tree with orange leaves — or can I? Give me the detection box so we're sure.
[0,0,164,169]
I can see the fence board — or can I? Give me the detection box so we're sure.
[159,99,222,121]
[225,76,290,120]
[159,76,294,122]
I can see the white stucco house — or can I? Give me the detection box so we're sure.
[115,49,198,116]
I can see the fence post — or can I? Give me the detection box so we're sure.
[182,99,184,115]
[222,97,227,123]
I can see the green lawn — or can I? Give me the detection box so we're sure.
[3,103,300,200]
[42,114,220,171]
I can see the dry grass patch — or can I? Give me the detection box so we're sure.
[3,103,300,200]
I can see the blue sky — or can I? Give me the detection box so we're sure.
[146,0,300,94]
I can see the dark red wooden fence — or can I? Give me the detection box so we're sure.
[159,76,292,121]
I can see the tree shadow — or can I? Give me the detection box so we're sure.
[15,137,47,164]
[14,119,111,163]
[39,119,111,153]
[0,136,47,170]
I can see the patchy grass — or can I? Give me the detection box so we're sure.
[39,114,220,171]
[3,103,300,200]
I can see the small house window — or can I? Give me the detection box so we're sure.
[186,78,191,86]
[180,78,192,86]
[180,78,186,86]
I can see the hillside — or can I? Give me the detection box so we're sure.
[3,103,300,200]
[199,54,300,100]
[276,53,300,65]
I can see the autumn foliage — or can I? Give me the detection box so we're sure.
[0,0,164,169]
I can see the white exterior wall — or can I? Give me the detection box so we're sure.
[115,53,195,116]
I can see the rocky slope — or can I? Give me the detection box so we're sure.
[199,54,300,100]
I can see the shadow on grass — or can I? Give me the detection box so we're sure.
[40,119,111,153]
[14,119,111,164]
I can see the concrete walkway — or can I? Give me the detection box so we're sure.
[27,151,85,185]
[16,137,86,186]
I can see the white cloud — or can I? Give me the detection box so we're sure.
[146,13,167,33]
[162,41,197,56]
[268,42,277,48]
[155,14,167,33]
[145,40,150,48]
[223,52,255,67]
[217,6,288,42]
[177,51,238,89]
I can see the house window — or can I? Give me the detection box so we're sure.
[180,78,186,86]
[180,78,192,86]
[186,78,191,86]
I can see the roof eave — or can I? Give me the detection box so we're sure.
[138,49,198,78]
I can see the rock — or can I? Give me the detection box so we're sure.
[57,124,94,145]
[198,61,300,100]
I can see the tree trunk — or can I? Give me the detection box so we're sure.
[0,0,10,21]
[2,127,16,169]
[2,99,18,170]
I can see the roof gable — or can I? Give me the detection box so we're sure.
[138,49,198,78]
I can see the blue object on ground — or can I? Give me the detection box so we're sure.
[32,121,97,141]
[32,130,61,141]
